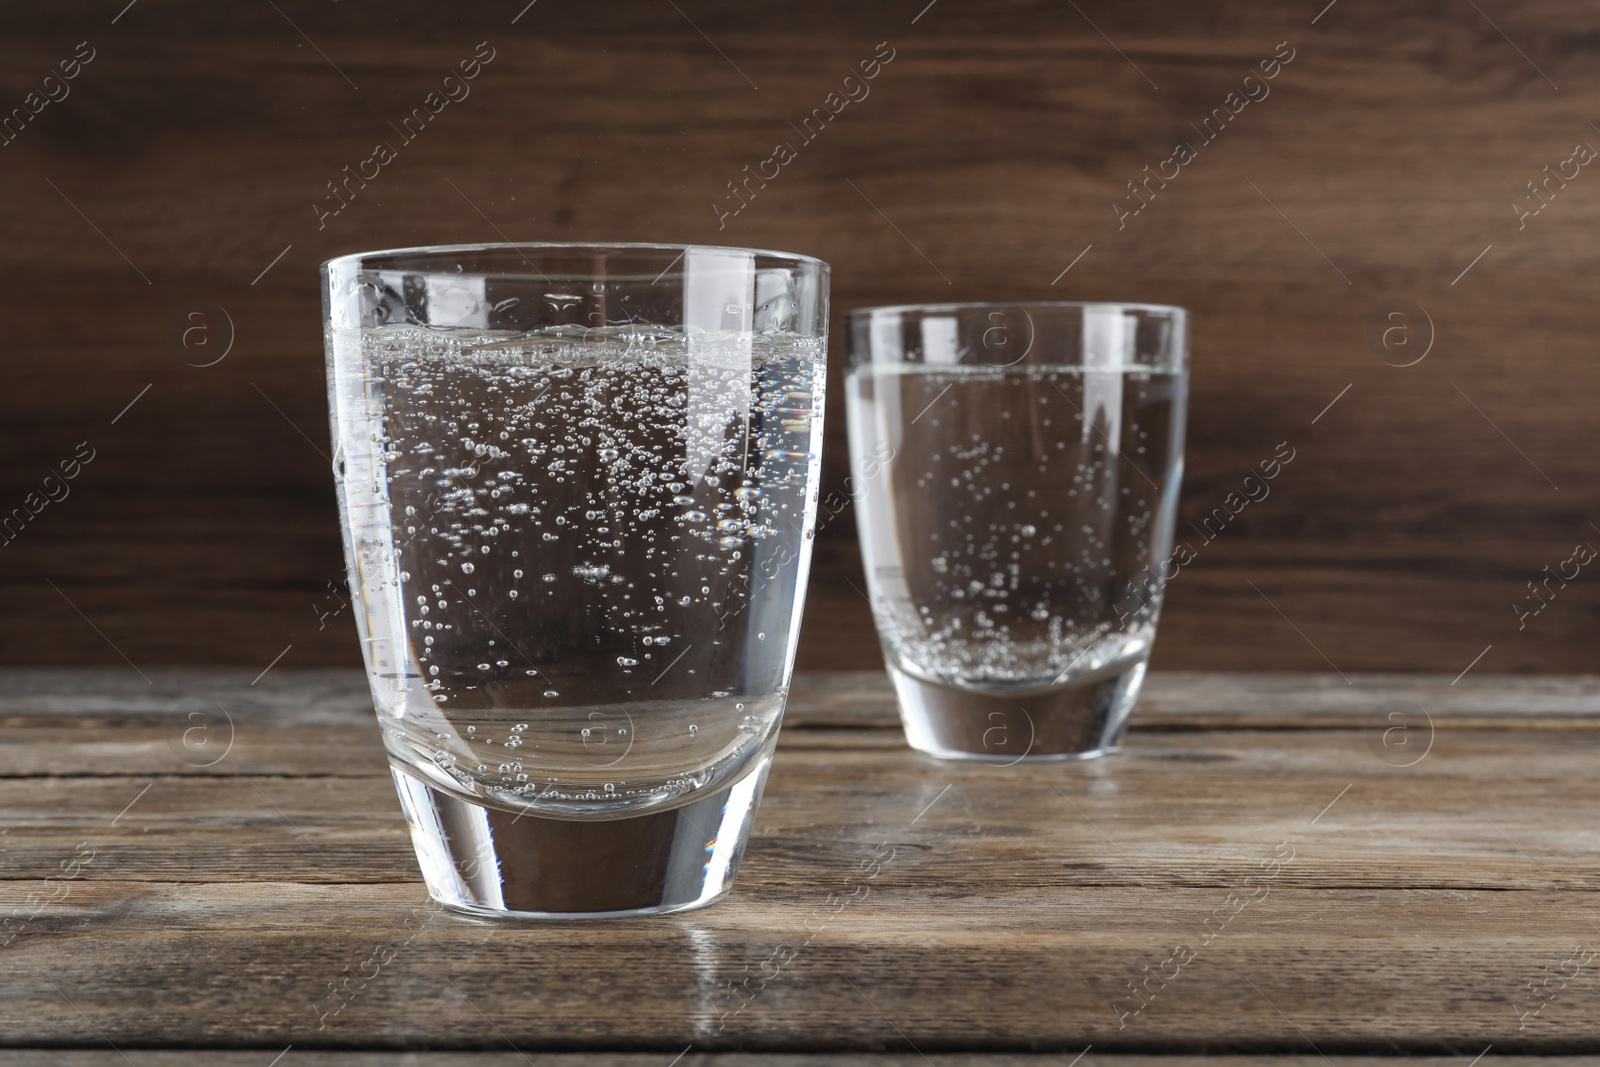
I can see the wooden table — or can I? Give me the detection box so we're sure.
[3,670,1599,1064]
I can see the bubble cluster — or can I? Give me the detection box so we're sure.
[847,364,1180,686]
[338,324,824,808]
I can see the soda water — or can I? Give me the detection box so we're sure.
[332,325,825,814]
[846,362,1184,757]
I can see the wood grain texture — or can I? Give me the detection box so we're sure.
[0,2,1597,672]
[4,670,1600,1052]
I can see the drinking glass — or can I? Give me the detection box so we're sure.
[845,302,1187,760]
[323,243,828,917]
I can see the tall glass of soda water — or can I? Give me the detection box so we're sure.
[323,243,828,917]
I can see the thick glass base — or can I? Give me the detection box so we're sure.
[890,658,1148,761]
[389,754,773,919]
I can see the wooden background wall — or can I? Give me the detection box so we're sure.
[1,0,1595,676]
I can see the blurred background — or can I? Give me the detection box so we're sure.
[1,0,1594,675]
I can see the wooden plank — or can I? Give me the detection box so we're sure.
[3,724,1600,889]
[786,670,1600,727]
[4,669,1599,728]
[4,669,1599,780]
[2,881,1598,1049]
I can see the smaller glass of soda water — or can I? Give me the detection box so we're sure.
[323,243,828,917]
[845,302,1188,760]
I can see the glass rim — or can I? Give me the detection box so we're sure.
[322,241,831,275]
[847,300,1186,319]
